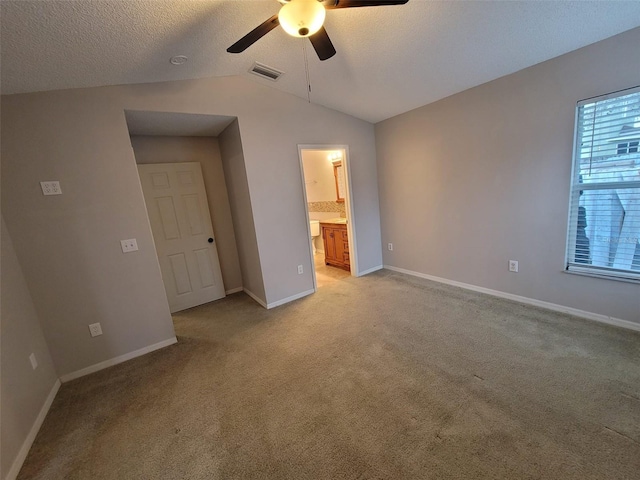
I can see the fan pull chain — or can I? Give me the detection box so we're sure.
[303,42,311,103]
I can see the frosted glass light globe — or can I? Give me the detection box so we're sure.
[278,0,326,38]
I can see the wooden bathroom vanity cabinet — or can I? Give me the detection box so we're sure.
[320,221,350,271]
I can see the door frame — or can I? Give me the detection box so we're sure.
[297,144,358,292]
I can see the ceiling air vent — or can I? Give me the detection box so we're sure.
[249,62,283,81]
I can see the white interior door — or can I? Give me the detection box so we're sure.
[138,162,225,313]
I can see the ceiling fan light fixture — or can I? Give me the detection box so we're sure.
[278,0,326,38]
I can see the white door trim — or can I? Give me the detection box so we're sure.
[297,144,359,284]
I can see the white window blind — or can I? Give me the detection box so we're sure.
[566,86,640,282]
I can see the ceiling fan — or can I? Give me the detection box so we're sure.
[227,0,409,61]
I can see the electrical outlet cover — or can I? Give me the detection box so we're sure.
[89,322,103,337]
[120,238,139,253]
[40,181,62,195]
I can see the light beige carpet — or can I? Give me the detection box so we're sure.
[18,270,640,479]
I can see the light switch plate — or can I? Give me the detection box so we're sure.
[40,181,62,195]
[120,238,138,253]
[29,353,38,370]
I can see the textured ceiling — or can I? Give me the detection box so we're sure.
[2,1,640,123]
[125,111,236,137]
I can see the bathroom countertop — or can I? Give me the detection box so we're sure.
[319,218,348,225]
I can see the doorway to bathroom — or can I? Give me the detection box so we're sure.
[298,145,357,289]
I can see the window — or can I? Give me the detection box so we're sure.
[617,141,639,155]
[566,87,640,282]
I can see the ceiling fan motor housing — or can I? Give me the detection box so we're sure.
[278,0,326,38]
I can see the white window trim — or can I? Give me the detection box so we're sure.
[564,85,640,283]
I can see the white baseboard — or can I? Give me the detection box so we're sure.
[267,289,314,309]
[6,379,61,480]
[59,337,178,383]
[384,265,640,333]
[244,288,314,309]
[358,264,383,277]
[225,287,244,295]
[243,288,268,309]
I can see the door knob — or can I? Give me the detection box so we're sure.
[208,238,214,243]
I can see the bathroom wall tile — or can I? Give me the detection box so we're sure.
[308,201,346,215]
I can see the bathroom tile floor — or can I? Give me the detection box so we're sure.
[314,253,351,288]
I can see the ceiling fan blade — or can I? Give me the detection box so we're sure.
[324,0,409,9]
[227,14,280,53]
[309,26,336,61]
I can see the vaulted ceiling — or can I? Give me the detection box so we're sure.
[2,0,640,123]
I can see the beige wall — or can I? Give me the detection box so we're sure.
[1,75,381,375]
[375,27,640,324]
[1,217,59,479]
[130,135,243,293]
[218,120,266,302]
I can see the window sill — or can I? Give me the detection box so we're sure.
[563,268,640,285]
